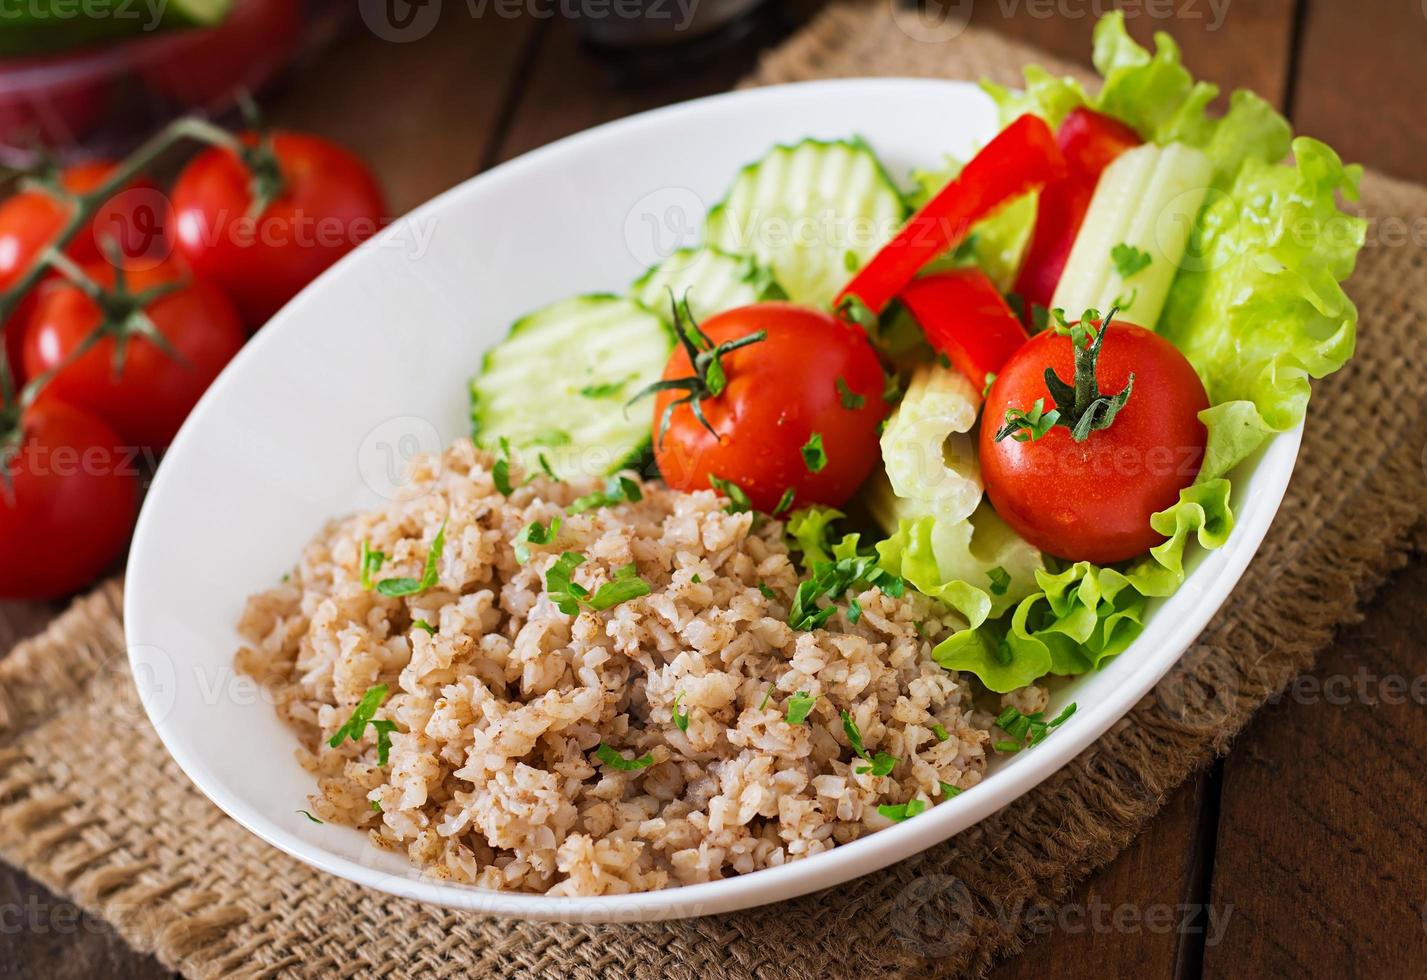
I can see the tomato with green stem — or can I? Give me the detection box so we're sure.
[980,312,1209,564]
[170,130,386,327]
[636,301,887,513]
[22,257,246,449]
[0,161,170,386]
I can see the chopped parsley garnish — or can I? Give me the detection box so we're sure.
[785,691,816,725]
[513,517,561,564]
[800,433,827,473]
[788,554,904,631]
[931,723,950,742]
[297,809,323,824]
[592,563,653,610]
[986,566,1011,596]
[493,437,518,496]
[359,540,386,590]
[707,473,752,514]
[877,799,927,822]
[1111,242,1152,280]
[595,743,654,771]
[690,573,702,584]
[856,751,897,777]
[835,376,866,410]
[328,684,399,765]
[841,710,870,761]
[370,799,383,812]
[772,487,795,516]
[375,520,447,597]
[843,248,860,272]
[882,369,904,404]
[568,475,642,514]
[579,374,634,399]
[545,553,651,615]
[834,293,878,333]
[758,684,774,710]
[993,702,1077,753]
[537,452,557,479]
[847,595,863,624]
[411,619,436,635]
[996,397,1060,443]
[935,352,952,370]
[939,782,961,798]
[672,691,689,733]
[757,581,777,600]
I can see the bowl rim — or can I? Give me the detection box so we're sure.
[125,76,1303,922]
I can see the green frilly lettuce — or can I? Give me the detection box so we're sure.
[910,401,1264,691]
[885,12,1364,691]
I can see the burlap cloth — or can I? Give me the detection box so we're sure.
[3,4,1425,977]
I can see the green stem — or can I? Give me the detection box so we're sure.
[0,115,243,327]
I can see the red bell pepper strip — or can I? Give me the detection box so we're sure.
[834,114,1065,316]
[899,268,1029,390]
[1011,107,1142,320]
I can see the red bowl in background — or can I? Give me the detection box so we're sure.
[0,0,348,162]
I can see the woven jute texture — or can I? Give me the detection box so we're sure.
[4,4,1427,977]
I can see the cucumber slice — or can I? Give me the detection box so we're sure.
[705,138,908,309]
[470,295,674,479]
[0,0,231,57]
[1050,142,1212,328]
[631,247,783,323]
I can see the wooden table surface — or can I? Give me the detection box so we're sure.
[4,2,1426,976]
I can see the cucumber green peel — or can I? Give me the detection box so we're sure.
[882,11,1363,691]
[0,0,233,58]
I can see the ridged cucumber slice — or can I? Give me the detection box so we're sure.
[630,246,784,323]
[470,295,673,479]
[705,138,908,309]
[1051,142,1212,328]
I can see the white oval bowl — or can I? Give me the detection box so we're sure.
[125,78,1300,923]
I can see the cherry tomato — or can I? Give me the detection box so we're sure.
[979,319,1209,564]
[22,260,246,449]
[171,130,386,327]
[0,396,138,599]
[0,162,171,385]
[138,0,303,110]
[651,302,888,512]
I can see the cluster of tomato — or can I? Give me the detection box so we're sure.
[649,111,1209,566]
[0,127,384,600]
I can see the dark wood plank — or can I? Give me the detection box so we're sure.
[1291,0,1427,183]
[1203,560,1427,977]
[988,772,1219,980]
[492,8,813,162]
[270,6,544,214]
[0,601,63,657]
[969,0,1296,109]
[1202,1,1427,973]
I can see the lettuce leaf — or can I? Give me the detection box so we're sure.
[890,11,1364,692]
[984,10,1363,441]
[925,400,1252,691]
